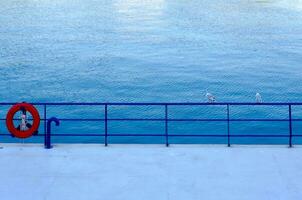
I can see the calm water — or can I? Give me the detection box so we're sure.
[1,0,302,144]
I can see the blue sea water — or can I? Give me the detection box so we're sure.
[1,0,302,144]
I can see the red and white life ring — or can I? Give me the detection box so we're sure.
[6,103,40,138]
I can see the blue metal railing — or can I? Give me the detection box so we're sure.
[0,102,302,148]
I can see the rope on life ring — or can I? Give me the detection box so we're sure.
[6,103,40,139]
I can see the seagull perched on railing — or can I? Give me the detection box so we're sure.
[206,91,216,103]
[255,92,262,103]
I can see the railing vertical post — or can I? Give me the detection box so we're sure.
[165,104,169,147]
[227,104,230,147]
[289,104,293,147]
[105,104,108,146]
[43,104,47,147]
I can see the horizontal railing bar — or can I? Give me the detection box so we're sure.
[1,118,299,122]
[169,134,290,137]
[169,119,226,121]
[169,119,292,122]
[108,118,164,121]
[51,134,105,136]
[2,102,302,106]
[108,118,302,122]
[0,118,103,121]
[48,134,298,137]
[229,119,288,121]
[56,118,104,121]
[1,133,302,137]
[169,134,227,137]
[2,118,300,122]
[229,134,289,137]
[108,134,165,136]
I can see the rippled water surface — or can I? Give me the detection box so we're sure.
[1,0,302,143]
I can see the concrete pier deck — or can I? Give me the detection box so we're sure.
[0,144,301,200]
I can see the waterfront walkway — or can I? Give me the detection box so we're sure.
[0,144,301,200]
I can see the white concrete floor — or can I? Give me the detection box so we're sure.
[0,144,302,200]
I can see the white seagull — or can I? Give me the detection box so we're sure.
[206,91,216,103]
[255,92,262,103]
